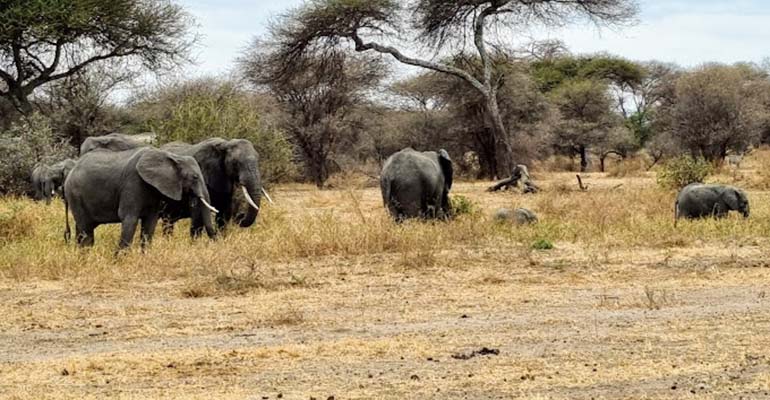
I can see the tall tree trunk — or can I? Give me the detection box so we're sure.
[486,96,513,178]
[473,128,496,180]
[579,145,588,172]
[8,91,33,115]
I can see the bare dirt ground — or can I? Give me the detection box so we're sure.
[1,171,770,399]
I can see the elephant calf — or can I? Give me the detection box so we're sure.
[675,183,749,225]
[31,158,76,204]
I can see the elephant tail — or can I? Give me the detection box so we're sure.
[64,193,71,243]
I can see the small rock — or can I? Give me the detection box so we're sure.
[494,208,538,225]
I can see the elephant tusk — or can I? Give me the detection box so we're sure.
[199,197,219,214]
[242,186,260,211]
[261,187,274,205]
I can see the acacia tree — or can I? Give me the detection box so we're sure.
[38,61,136,147]
[550,79,621,172]
[0,0,193,114]
[272,0,637,177]
[617,61,679,146]
[392,55,553,177]
[658,64,770,161]
[241,41,386,188]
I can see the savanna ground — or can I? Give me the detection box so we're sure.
[2,153,770,399]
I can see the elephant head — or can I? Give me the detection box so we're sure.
[723,187,750,218]
[203,138,265,227]
[31,159,75,204]
[137,150,218,237]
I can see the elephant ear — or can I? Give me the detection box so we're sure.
[438,149,453,191]
[194,138,230,194]
[137,150,183,201]
[721,188,742,210]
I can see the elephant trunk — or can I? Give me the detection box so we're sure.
[197,195,218,239]
[191,181,217,239]
[238,171,261,228]
[43,180,54,205]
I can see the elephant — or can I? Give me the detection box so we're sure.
[80,133,146,155]
[494,208,538,225]
[380,147,453,221]
[674,183,749,225]
[160,138,271,235]
[31,159,76,204]
[64,147,218,249]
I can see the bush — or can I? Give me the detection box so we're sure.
[0,114,75,196]
[656,155,713,190]
[141,79,297,183]
[532,239,554,250]
[450,195,479,216]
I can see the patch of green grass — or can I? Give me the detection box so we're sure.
[532,239,554,250]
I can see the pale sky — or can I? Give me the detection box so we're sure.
[181,0,770,77]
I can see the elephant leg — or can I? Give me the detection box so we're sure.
[118,217,139,249]
[216,202,232,230]
[190,210,206,239]
[161,219,175,236]
[76,224,95,247]
[140,214,160,249]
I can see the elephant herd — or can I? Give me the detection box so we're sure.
[31,139,752,251]
[379,147,751,226]
[33,133,271,250]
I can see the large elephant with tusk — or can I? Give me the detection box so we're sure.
[160,138,272,236]
[64,147,218,250]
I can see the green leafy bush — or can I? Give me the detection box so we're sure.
[0,114,75,195]
[656,155,713,190]
[532,239,554,250]
[449,195,479,216]
[144,79,297,183]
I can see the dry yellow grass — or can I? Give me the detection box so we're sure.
[1,157,770,399]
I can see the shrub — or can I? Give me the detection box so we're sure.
[0,114,75,196]
[532,239,554,250]
[656,155,713,190]
[142,79,297,183]
[450,195,479,216]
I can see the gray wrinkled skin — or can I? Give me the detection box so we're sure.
[675,183,749,223]
[494,208,538,225]
[31,158,76,204]
[380,148,453,222]
[80,133,145,156]
[161,138,264,234]
[64,147,217,250]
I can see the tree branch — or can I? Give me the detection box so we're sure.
[474,2,504,92]
[349,32,488,95]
